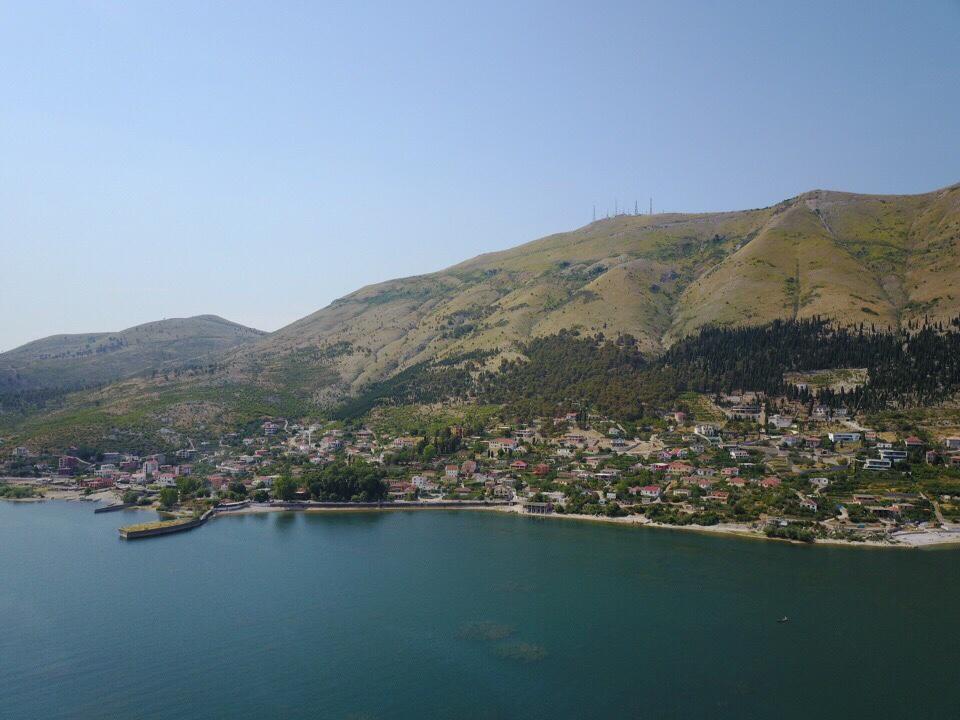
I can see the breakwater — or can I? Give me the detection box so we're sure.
[119,508,214,539]
[94,502,133,514]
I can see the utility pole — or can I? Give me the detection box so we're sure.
[614,198,618,216]
[592,204,596,222]
[649,198,653,216]
[634,200,638,215]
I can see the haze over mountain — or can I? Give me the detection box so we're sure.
[0,315,264,395]
[3,182,959,451]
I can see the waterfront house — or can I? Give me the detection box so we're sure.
[388,481,415,498]
[412,475,438,491]
[156,474,177,488]
[868,505,902,521]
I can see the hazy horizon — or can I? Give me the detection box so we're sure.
[2,1,959,352]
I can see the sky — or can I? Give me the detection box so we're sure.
[1,1,958,352]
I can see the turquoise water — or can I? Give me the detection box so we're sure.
[1,501,958,719]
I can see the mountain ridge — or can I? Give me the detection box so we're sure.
[229,182,959,398]
[0,314,265,396]
[2,182,958,451]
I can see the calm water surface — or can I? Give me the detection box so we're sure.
[1,501,958,719]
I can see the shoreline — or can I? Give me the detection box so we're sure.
[0,487,124,503]
[210,500,960,550]
[6,494,960,549]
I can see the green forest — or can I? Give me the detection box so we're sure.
[334,317,960,421]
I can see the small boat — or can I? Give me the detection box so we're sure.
[777,616,790,623]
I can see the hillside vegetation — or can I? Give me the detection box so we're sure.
[0,315,263,410]
[3,183,960,451]
[183,182,960,402]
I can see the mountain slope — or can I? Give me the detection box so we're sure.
[0,315,264,396]
[3,183,959,451]
[223,182,960,400]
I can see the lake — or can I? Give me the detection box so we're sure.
[1,501,958,719]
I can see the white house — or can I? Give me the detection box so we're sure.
[828,432,860,443]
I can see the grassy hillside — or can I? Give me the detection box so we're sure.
[3,183,959,451]
[0,315,264,398]
[224,182,960,399]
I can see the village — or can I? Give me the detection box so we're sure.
[5,389,960,547]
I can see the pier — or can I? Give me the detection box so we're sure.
[119,508,213,539]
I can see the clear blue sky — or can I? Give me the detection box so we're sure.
[2,1,958,352]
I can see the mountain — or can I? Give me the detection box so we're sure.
[223,182,960,396]
[3,183,959,451]
[0,315,264,396]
